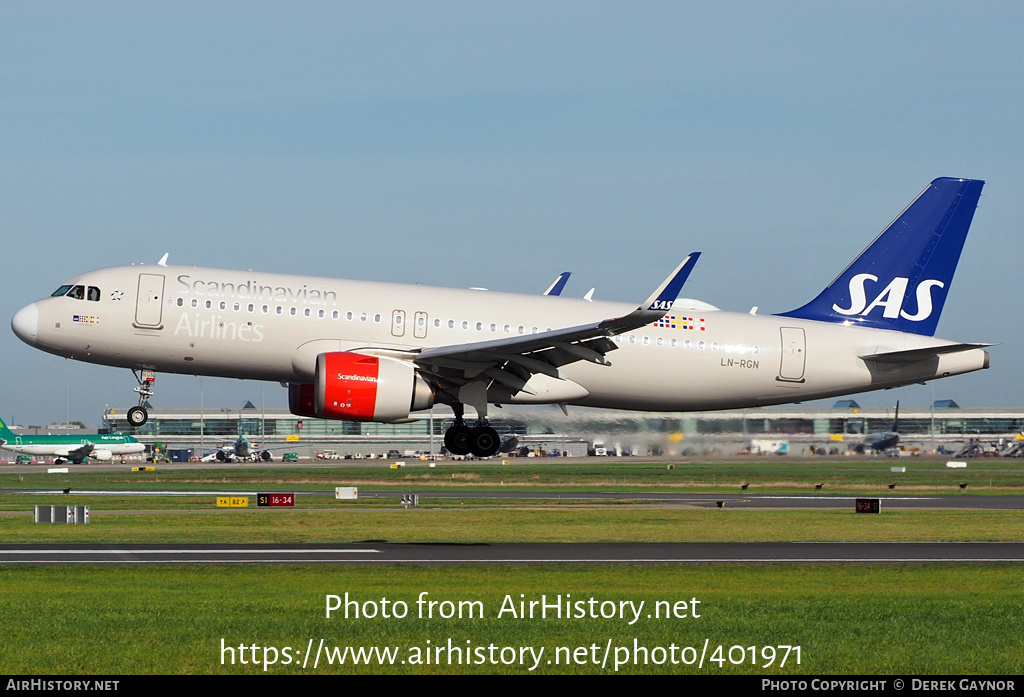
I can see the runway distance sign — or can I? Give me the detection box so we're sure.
[258,492,295,507]
[855,498,881,514]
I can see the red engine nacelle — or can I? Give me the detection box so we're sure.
[313,352,434,422]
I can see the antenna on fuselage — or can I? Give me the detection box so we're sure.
[157,253,169,267]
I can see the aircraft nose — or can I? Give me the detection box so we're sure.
[11,303,39,346]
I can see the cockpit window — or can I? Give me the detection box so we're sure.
[87,287,101,301]
[51,285,72,297]
[67,285,85,300]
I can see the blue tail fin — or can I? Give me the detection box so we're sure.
[777,177,984,336]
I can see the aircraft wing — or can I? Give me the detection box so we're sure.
[414,254,700,393]
[67,443,95,459]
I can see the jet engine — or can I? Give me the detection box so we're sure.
[91,449,112,461]
[306,352,434,422]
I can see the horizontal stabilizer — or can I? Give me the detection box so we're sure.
[859,343,993,365]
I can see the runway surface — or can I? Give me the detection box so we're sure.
[5,487,1022,509]
[2,542,1023,564]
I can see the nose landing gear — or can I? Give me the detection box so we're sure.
[126,369,156,427]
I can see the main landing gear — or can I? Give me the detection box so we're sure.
[126,369,156,428]
[443,404,500,458]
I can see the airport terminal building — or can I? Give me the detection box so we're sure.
[97,401,1024,459]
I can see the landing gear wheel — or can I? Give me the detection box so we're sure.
[127,406,149,427]
[444,423,473,456]
[470,426,501,458]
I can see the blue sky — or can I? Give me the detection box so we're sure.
[2,2,1021,426]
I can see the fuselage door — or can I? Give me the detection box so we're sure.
[413,311,428,339]
[391,310,406,338]
[777,327,806,383]
[134,273,165,329]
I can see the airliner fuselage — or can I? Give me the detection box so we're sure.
[13,263,987,411]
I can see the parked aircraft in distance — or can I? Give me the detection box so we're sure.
[0,418,144,464]
[854,402,900,454]
[211,436,273,462]
[12,178,989,458]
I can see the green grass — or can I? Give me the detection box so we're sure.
[4,458,1024,494]
[2,508,1023,543]
[3,458,1021,675]
[0,564,1020,675]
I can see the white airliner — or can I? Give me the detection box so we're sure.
[0,417,144,464]
[12,178,989,457]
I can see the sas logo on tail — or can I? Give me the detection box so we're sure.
[832,274,944,322]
